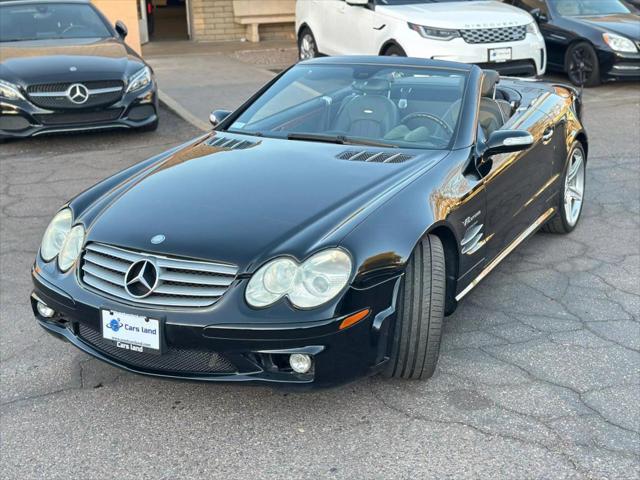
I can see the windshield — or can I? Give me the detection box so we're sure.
[549,0,631,16]
[226,64,468,150]
[0,3,112,42]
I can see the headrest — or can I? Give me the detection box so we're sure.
[353,78,391,95]
[481,70,500,98]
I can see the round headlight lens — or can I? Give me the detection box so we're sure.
[289,249,352,308]
[58,225,85,272]
[40,209,73,261]
[245,249,352,309]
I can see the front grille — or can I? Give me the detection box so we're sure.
[80,243,238,308]
[460,25,526,44]
[336,150,414,164]
[27,80,124,110]
[35,109,124,126]
[78,324,237,374]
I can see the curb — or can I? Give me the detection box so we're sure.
[157,89,210,132]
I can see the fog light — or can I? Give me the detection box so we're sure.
[289,353,312,374]
[36,301,55,318]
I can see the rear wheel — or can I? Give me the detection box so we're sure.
[298,28,318,60]
[383,234,445,380]
[383,44,407,57]
[542,142,586,234]
[566,42,601,87]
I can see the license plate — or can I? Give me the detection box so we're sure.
[101,310,160,354]
[489,47,512,63]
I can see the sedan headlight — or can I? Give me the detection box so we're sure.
[603,32,638,53]
[58,225,85,272]
[40,209,73,261]
[408,22,460,41]
[0,79,25,101]
[246,249,352,309]
[126,66,152,93]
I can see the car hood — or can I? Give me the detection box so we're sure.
[376,1,532,29]
[83,134,447,273]
[0,37,142,85]
[572,14,640,40]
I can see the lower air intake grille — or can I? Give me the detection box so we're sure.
[78,324,237,374]
[336,150,414,164]
[35,109,124,126]
[80,242,238,308]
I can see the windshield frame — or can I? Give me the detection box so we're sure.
[0,1,116,43]
[219,62,471,151]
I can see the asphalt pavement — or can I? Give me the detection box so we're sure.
[1,82,639,479]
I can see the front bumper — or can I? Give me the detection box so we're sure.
[0,83,158,139]
[599,48,640,82]
[404,34,546,76]
[31,265,401,388]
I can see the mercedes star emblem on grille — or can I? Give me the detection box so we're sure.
[66,83,90,105]
[124,259,159,298]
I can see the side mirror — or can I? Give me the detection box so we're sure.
[115,20,128,39]
[209,109,232,128]
[530,8,548,23]
[346,0,369,5]
[479,130,534,158]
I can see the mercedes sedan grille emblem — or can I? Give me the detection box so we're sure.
[66,83,90,104]
[124,259,159,298]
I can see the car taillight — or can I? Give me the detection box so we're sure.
[147,2,152,14]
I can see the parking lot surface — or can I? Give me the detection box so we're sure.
[1,85,639,479]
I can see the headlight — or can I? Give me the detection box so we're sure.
[58,225,85,272]
[526,22,540,36]
[408,22,459,41]
[126,66,152,93]
[0,79,25,101]
[246,249,352,309]
[40,209,72,261]
[603,33,637,53]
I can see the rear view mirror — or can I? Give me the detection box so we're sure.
[530,8,548,23]
[209,109,232,128]
[115,20,128,39]
[480,130,534,158]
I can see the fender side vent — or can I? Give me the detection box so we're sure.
[206,136,258,150]
[336,150,414,164]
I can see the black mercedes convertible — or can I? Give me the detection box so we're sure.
[31,57,588,387]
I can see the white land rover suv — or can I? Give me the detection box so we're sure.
[296,0,546,76]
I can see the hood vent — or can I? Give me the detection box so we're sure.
[336,150,414,164]
[206,136,258,150]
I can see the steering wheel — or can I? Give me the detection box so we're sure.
[400,112,453,136]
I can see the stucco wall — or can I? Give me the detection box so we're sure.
[92,0,142,54]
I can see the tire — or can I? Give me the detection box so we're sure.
[383,234,445,380]
[138,118,159,132]
[383,44,407,57]
[566,41,601,87]
[298,28,318,61]
[542,141,586,234]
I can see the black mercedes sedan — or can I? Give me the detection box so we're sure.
[0,0,158,139]
[31,56,588,388]
[506,0,640,86]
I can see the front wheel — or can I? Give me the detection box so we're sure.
[542,142,586,234]
[383,234,445,380]
[566,42,601,87]
[298,28,318,61]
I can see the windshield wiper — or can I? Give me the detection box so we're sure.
[226,129,263,138]
[287,133,395,148]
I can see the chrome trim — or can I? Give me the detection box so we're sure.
[29,86,123,97]
[455,208,555,301]
[31,125,130,136]
[80,243,239,308]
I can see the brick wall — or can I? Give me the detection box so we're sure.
[190,0,294,42]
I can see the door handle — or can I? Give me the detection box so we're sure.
[542,127,554,143]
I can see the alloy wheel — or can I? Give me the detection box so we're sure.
[568,46,596,86]
[299,34,316,60]
[564,148,585,227]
